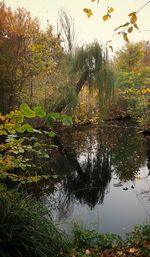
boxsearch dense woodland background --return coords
[0,2,150,130]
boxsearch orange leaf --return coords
[103,14,109,21]
[128,12,137,24]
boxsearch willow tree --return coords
[54,42,115,114]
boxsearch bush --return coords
[0,185,66,257]
[73,224,122,249]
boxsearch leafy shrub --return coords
[126,224,150,243]
[0,185,67,257]
[0,103,72,182]
[73,224,122,249]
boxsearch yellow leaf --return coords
[128,26,133,33]
[103,14,109,21]
[123,33,129,43]
[91,0,96,2]
[108,7,114,13]
[83,8,93,18]
[0,114,5,121]
[128,12,137,24]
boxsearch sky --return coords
[4,0,150,52]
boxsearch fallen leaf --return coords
[129,247,138,253]
[85,249,90,255]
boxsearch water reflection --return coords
[147,146,150,174]
[25,123,150,236]
[63,143,112,209]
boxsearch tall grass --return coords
[0,185,66,257]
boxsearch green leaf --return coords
[20,103,35,118]
[62,115,72,126]
[47,112,60,120]
[48,131,56,137]
[46,112,60,127]
[18,124,34,133]
[33,106,46,117]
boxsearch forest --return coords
[0,1,150,257]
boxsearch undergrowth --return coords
[0,184,66,257]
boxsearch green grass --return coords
[0,184,66,257]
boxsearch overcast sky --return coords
[4,0,150,52]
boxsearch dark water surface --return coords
[34,123,150,237]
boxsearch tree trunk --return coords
[54,69,89,113]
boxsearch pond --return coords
[30,122,150,238]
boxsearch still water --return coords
[35,123,150,237]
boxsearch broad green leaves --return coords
[47,131,56,137]
[20,103,35,118]
[46,112,72,127]
[61,115,72,126]
[33,106,46,117]
[0,103,73,182]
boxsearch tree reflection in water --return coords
[50,131,113,221]
[50,125,148,219]
[24,125,149,222]
[63,144,112,209]
[147,145,150,175]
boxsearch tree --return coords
[57,9,77,52]
[115,41,150,128]
[54,42,115,113]
[0,2,39,113]
[0,2,64,114]
[115,42,145,72]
